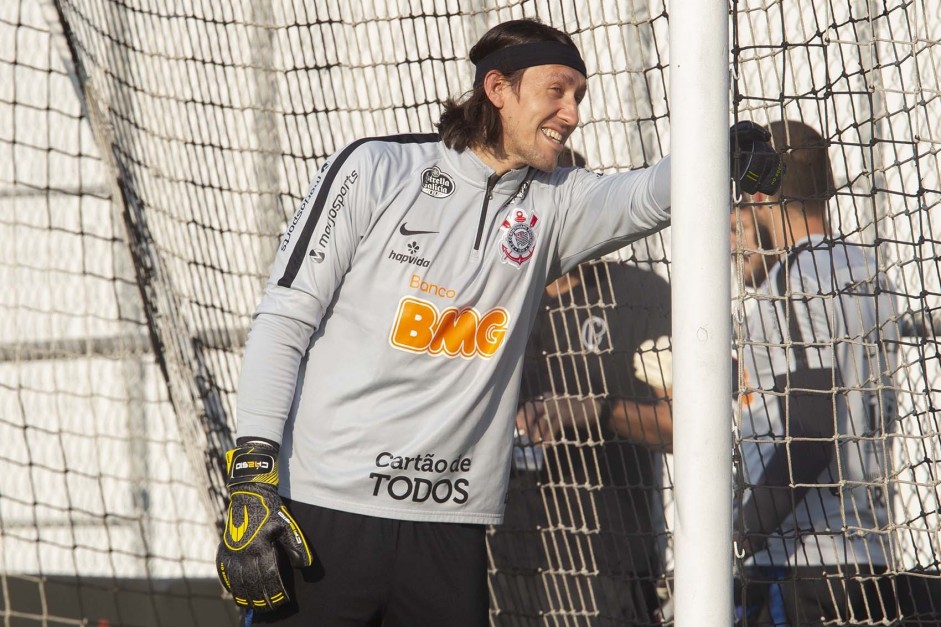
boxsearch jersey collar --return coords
[440,142,533,193]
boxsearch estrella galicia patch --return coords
[420,166,455,198]
[499,208,539,267]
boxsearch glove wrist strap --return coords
[225,442,279,488]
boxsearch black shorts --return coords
[252,501,488,627]
[489,473,660,626]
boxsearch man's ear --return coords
[483,70,507,108]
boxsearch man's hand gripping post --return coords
[216,440,313,614]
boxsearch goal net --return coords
[0,0,937,625]
[728,0,941,624]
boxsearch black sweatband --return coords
[473,42,587,87]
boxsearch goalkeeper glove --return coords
[730,120,784,195]
[216,439,313,613]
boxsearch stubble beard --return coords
[527,142,560,172]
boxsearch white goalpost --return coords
[669,0,733,625]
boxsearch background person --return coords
[732,119,900,626]
[614,120,902,625]
[491,255,671,626]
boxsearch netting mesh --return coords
[730,0,941,624]
[1,1,235,623]
[0,0,938,625]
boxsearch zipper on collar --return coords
[473,173,501,253]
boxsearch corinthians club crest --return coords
[499,208,539,267]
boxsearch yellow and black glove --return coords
[730,120,784,195]
[216,439,313,613]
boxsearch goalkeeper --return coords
[216,17,781,625]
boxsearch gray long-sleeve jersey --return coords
[237,133,671,524]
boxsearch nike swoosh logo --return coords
[400,223,438,236]
[229,505,249,543]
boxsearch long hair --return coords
[437,19,578,153]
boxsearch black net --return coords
[730,0,941,624]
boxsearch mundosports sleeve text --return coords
[554,157,671,275]
[261,139,379,326]
[236,141,381,443]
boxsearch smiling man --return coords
[215,18,781,626]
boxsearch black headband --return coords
[473,42,587,87]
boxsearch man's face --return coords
[498,64,586,172]
[731,207,772,288]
